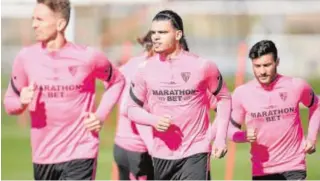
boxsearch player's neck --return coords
[144,50,154,59]
[159,46,183,62]
[43,34,67,52]
[260,73,280,89]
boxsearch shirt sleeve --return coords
[299,79,317,108]
[125,63,161,127]
[296,79,320,143]
[91,50,125,121]
[92,50,124,88]
[3,49,29,115]
[228,87,248,143]
[204,60,232,148]
[208,93,217,110]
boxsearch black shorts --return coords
[252,170,306,180]
[153,152,211,180]
[33,158,96,180]
[113,144,154,180]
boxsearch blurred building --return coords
[2,0,320,78]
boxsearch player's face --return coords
[32,3,59,42]
[151,20,180,54]
[252,53,279,85]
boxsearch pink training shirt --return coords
[229,74,320,176]
[3,42,125,164]
[115,54,153,153]
[125,50,231,159]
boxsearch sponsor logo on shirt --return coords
[35,84,83,98]
[152,89,197,102]
[250,107,296,122]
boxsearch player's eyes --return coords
[32,16,42,21]
[263,64,272,67]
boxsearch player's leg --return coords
[117,165,130,180]
[178,152,211,180]
[282,170,307,180]
[127,151,154,180]
[153,157,177,180]
[33,163,62,180]
[113,144,130,180]
[59,158,96,180]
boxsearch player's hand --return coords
[20,82,35,105]
[83,112,103,132]
[304,140,316,154]
[212,145,228,159]
[155,115,171,132]
[246,128,257,143]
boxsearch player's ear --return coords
[57,18,67,32]
[276,58,280,66]
[175,30,183,41]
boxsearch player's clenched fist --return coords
[212,145,228,159]
[246,128,257,143]
[155,116,172,132]
[83,112,103,132]
[304,140,316,155]
[20,82,36,105]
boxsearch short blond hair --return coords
[37,0,71,26]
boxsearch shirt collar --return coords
[255,74,282,91]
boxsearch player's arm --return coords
[205,61,231,148]
[136,124,154,152]
[298,79,320,145]
[92,50,125,122]
[125,64,161,127]
[228,88,248,143]
[3,50,29,115]
[208,94,217,110]
[208,95,217,140]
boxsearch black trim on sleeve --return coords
[129,86,144,107]
[212,75,223,96]
[10,78,20,96]
[231,118,242,129]
[308,91,315,108]
[106,65,113,82]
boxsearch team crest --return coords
[181,72,191,82]
[279,92,287,101]
[68,66,77,76]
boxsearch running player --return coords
[113,32,154,180]
[125,10,231,180]
[3,0,125,179]
[228,40,320,180]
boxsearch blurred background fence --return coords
[2,0,320,78]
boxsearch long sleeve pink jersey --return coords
[229,74,320,176]
[3,42,125,164]
[115,54,153,153]
[125,50,231,159]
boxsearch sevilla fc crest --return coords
[279,92,287,101]
[181,72,191,82]
[68,66,77,76]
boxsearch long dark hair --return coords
[152,10,189,51]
